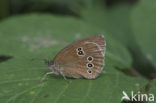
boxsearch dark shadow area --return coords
[129,47,156,80]
[1,0,84,21]
[0,55,13,63]
[105,0,139,7]
[115,66,143,78]
[10,2,82,18]
[115,45,156,80]
[44,94,50,98]
[0,0,140,21]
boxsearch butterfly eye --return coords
[77,47,82,51]
[87,69,92,74]
[87,63,94,68]
[78,51,84,55]
[87,56,93,62]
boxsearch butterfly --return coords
[42,35,106,81]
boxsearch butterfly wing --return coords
[54,35,106,79]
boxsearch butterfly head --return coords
[44,59,60,75]
[44,59,54,67]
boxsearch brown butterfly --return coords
[42,35,106,81]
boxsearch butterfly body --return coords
[44,35,106,80]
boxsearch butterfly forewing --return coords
[53,35,106,79]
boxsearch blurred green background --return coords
[0,0,156,103]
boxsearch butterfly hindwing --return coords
[54,35,106,79]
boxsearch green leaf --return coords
[0,14,147,103]
[131,0,156,78]
[82,3,135,46]
[148,79,156,103]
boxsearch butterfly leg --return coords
[40,72,54,82]
[60,71,70,83]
